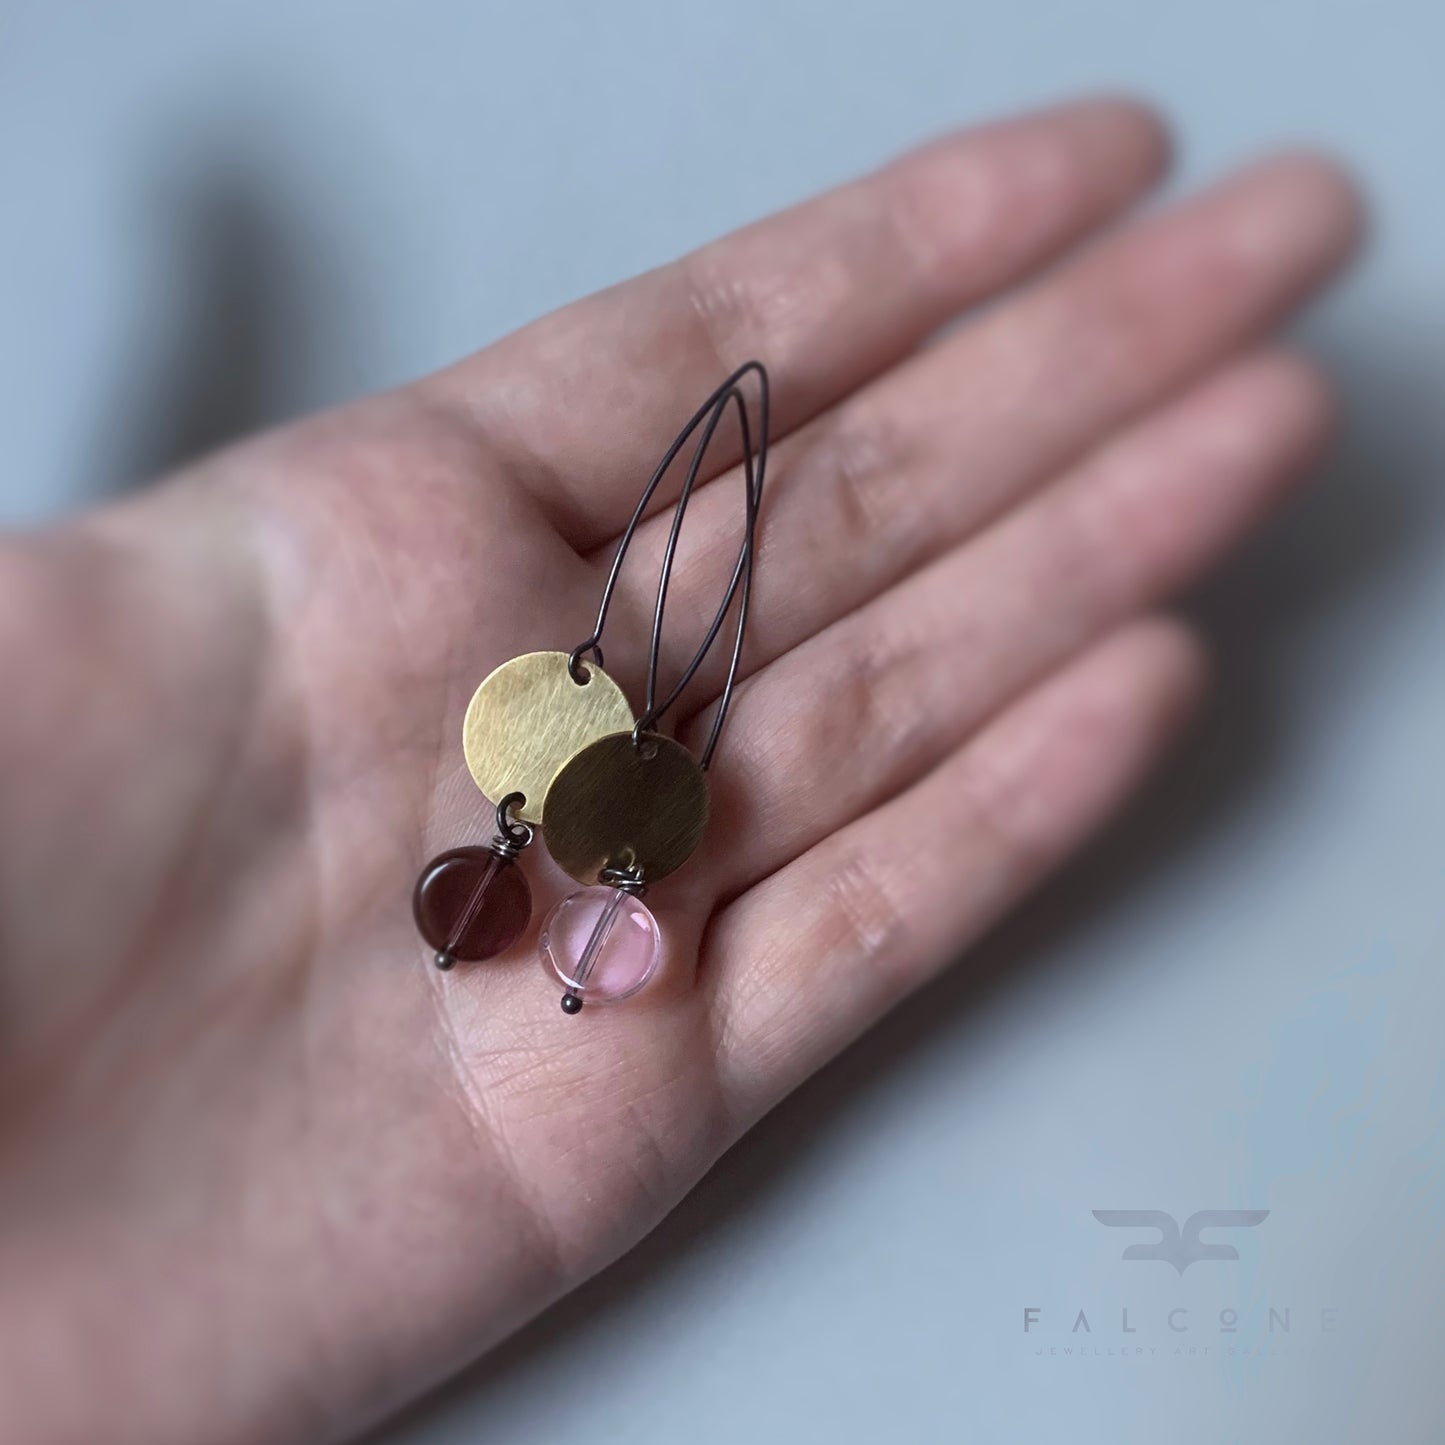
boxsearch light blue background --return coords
[4,3,1442,1442]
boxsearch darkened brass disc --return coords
[462,651,634,825]
[542,731,710,885]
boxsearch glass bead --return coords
[539,886,661,1007]
[413,846,532,964]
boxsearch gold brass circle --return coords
[541,731,710,885]
[462,651,634,825]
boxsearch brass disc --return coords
[542,731,710,885]
[462,651,634,825]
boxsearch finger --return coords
[685,351,1330,902]
[706,617,1206,1122]
[427,98,1170,546]
[611,153,1361,705]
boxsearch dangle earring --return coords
[538,361,769,1013]
[410,360,768,1005]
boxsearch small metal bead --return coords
[434,950,456,971]
[560,992,583,1015]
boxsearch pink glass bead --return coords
[540,887,661,1011]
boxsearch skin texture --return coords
[0,99,1362,1445]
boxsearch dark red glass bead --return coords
[412,846,532,964]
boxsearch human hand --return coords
[0,98,1361,1445]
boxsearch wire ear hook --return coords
[634,366,767,768]
[568,360,769,731]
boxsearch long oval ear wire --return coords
[568,359,769,711]
[635,363,768,768]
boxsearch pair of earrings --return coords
[412,362,769,1013]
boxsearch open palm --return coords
[0,99,1360,1445]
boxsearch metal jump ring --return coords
[567,641,604,685]
[493,791,534,853]
[599,862,647,896]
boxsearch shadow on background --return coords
[367,311,1442,1439]
[90,136,358,497]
